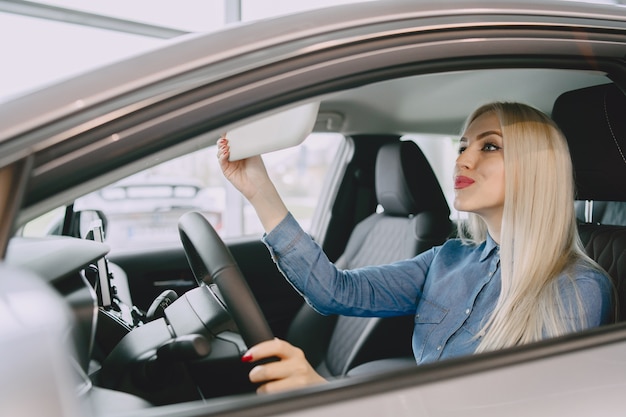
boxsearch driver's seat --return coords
[287,140,452,377]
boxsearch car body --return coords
[1,1,626,416]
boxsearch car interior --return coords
[286,139,452,378]
[5,63,626,414]
[552,82,626,322]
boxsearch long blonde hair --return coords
[458,102,597,353]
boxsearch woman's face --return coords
[453,111,505,226]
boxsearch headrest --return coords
[552,83,626,201]
[375,140,450,216]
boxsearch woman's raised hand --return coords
[217,137,271,201]
[242,338,327,394]
[217,136,289,233]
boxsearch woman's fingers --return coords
[249,359,301,384]
[241,338,292,362]
[247,343,306,381]
[217,137,230,165]
[217,137,245,186]
[242,339,327,394]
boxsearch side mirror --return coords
[15,208,107,239]
[46,208,107,239]
[76,209,108,239]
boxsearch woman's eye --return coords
[482,143,501,152]
[458,146,467,155]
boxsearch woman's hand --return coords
[217,137,271,201]
[242,338,327,394]
[217,136,289,232]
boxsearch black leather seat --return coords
[552,82,626,322]
[577,224,626,321]
[575,200,626,226]
[287,140,452,377]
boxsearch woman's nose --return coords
[456,149,474,169]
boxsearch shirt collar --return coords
[479,233,500,262]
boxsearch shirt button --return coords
[436,345,442,351]
[465,308,470,314]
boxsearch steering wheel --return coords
[178,211,274,349]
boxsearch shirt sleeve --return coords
[558,265,614,331]
[262,212,434,317]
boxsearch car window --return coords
[21,133,343,249]
[19,206,66,238]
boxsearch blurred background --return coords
[0,0,370,102]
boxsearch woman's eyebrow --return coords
[477,130,503,139]
[460,130,503,142]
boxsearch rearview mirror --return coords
[225,101,320,161]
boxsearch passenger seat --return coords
[575,200,626,226]
[552,82,626,322]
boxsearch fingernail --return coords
[241,353,253,363]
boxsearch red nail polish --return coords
[241,353,253,363]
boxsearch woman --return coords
[217,102,613,394]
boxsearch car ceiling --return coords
[318,68,611,137]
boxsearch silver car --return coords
[1,1,626,416]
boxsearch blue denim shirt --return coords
[263,213,613,365]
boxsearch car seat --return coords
[552,82,626,322]
[286,140,452,377]
[574,200,626,226]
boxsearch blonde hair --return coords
[457,102,598,353]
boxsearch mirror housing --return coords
[225,101,320,161]
[38,208,107,239]
[77,210,108,239]
[69,209,108,239]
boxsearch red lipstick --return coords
[454,176,475,189]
